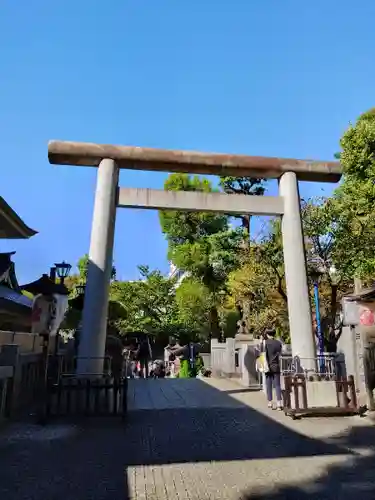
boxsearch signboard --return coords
[341,299,359,326]
[50,294,69,336]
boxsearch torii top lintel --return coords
[48,140,342,183]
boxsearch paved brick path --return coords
[1,378,375,499]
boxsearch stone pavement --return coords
[1,378,375,499]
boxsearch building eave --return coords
[0,197,38,239]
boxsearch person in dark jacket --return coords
[263,329,283,410]
[136,336,152,378]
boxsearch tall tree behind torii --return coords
[219,176,266,336]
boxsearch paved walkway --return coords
[1,378,375,499]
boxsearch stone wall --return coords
[210,338,261,387]
[0,330,42,353]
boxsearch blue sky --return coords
[1,1,374,283]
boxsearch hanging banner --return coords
[31,294,53,335]
[49,294,69,336]
[31,294,69,336]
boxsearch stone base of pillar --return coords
[235,333,255,343]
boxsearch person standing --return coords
[263,329,283,410]
[122,342,137,378]
[136,335,152,378]
[169,341,200,378]
[165,338,181,377]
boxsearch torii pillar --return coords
[48,141,341,376]
[77,159,118,376]
[279,172,315,363]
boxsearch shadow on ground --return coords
[0,378,373,499]
[242,424,375,499]
[0,420,129,500]
[124,406,347,465]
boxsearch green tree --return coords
[300,198,353,350]
[110,266,175,335]
[256,219,287,303]
[228,242,289,341]
[218,176,267,332]
[329,108,375,280]
[219,176,266,239]
[159,173,242,338]
[159,173,228,246]
[170,229,244,338]
[109,265,197,345]
[77,254,117,282]
[170,229,244,290]
[175,277,212,341]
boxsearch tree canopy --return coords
[330,108,375,279]
[219,176,266,237]
[159,174,228,246]
[159,173,244,338]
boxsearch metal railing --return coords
[36,355,129,423]
[0,366,13,422]
[50,355,113,381]
[280,353,344,380]
[45,377,128,421]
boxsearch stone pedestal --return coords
[240,343,262,388]
[235,334,255,344]
[224,338,236,376]
[306,380,337,408]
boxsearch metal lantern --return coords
[55,261,72,280]
[76,284,86,296]
[329,264,340,286]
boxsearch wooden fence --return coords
[282,375,365,419]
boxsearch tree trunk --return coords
[242,215,251,247]
[242,299,251,336]
[354,277,362,294]
[238,215,252,329]
[209,306,221,339]
[330,284,338,330]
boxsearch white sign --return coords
[341,299,359,326]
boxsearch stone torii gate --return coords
[48,141,341,376]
